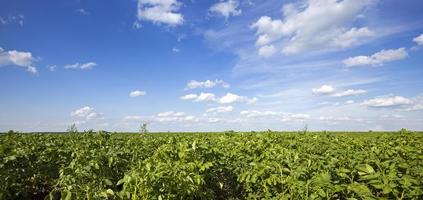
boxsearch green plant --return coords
[66,123,78,134]
[0,131,422,199]
[139,122,149,136]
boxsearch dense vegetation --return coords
[0,131,422,199]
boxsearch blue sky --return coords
[1,0,423,132]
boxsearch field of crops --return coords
[1,131,422,200]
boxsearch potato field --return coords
[1,131,422,199]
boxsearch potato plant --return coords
[0,131,422,199]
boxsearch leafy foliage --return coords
[0,132,422,199]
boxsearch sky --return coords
[1,0,423,132]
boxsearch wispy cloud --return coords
[181,92,257,104]
[185,80,229,90]
[0,14,24,26]
[75,9,90,15]
[64,62,97,70]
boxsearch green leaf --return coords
[357,164,375,175]
[104,179,113,186]
[106,189,114,196]
[348,183,375,199]
[65,191,72,200]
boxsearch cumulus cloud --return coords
[332,27,375,48]
[209,0,241,19]
[218,93,258,104]
[181,92,257,104]
[0,47,37,74]
[258,45,277,58]
[413,34,423,46]
[130,90,147,97]
[398,95,423,111]
[71,106,103,120]
[362,95,413,108]
[251,0,376,55]
[155,111,199,122]
[180,93,217,102]
[180,94,199,100]
[206,105,233,113]
[136,0,183,26]
[343,48,407,67]
[64,62,97,70]
[313,85,366,97]
[185,79,230,90]
[332,89,367,97]
[240,110,310,122]
[312,85,336,95]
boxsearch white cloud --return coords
[64,62,97,70]
[218,93,258,104]
[251,0,376,55]
[240,110,280,118]
[130,90,147,97]
[180,94,199,100]
[413,34,423,46]
[401,104,423,112]
[132,21,142,29]
[172,47,180,53]
[207,117,224,123]
[362,95,413,108]
[343,48,408,67]
[195,93,217,102]
[155,111,198,122]
[136,0,183,26]
[206,105,233,113]
[240,110,310,122]
[312,85,336,95]
[47,65,57,72]
[181,92,257,104]
[345,100,355,104]
[124,115,146,121]
[332,27,375,48]
[209,0,241,19]
[180,92,216,102]
[0,14,24,26]
[76,9,89,15]
[185,79,230,90]
[398,95,423,111]
[258,45,276,58]
[281,114,311,122]
[124,111,200,123]
[71,106,103,120]
[332,89,367,97]
[318,116,359,122]
[158,111,185,117]
[0,47,37,74]
[313,85,366,97]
